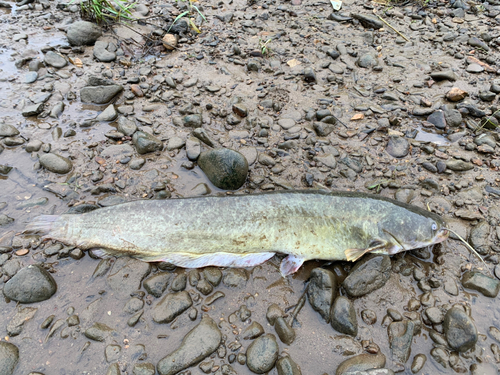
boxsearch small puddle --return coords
[415,128,450,146]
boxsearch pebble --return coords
[152,291,192,323]
[343,254,391,297]
[3,264,57,303]
[143,272,172,298]
[44,51,67,68]
[166,136,185,151]
[80,85,123,104]
[274,316,296,344]
[386,136,409,158]
[198,148,248,190]
[276,356,302,375]
[0,342,19,375]
[93,41,116,62]
[243,321,265,340]
[157,315,222,375]
[335,352,386,375]
[7,306,38,336]
[445,159,473,171]
[132,131,163,154]
[96,104,118,121]
[22,103,44,117]
[410,354,426,373]
[331,296,358,336]
[443,306,478,352]
[246,334,279,374]
[0,124,19,137]
[430,71,457,81]
[186,137,201,160]
[388,320,414,364]
[84,322,115,341]
[461,271,500,297]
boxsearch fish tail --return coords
[24,215,64,240]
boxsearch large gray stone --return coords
[330,296,358,336]
[157,315,222,375]
[132,131,163,154]
[67,21,102,46]
[343,254,391,297]
[307,268,338,323]
[80,85,123,104]
[44,51,67,68]
[3,265,57,303]
[39,153,72,174]
[152,291,192,323]
[0,342,19,375]
[461,271,500,297]
[443,306,478,352]
[0,124,19,137]
[246,334,279,374]
[198,148,248,190]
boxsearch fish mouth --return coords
[434,228,449,243]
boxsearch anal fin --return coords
[345,241,387,262]
[134,251,275,269]
[279,254,305,277]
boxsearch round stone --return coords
[198,148,248,190]
[39,153,73,174]
[3,264,57,303]
[246,334,279,374]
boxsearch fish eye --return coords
[431,222,437,231]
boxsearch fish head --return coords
[378,208,449,255]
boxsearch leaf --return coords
[189,18,201,33]
[191,4,206,21]
[168,11,189,32]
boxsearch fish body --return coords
[26,190,449,276]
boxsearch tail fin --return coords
[24,215,60,235]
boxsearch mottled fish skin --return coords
[26,190,448,275]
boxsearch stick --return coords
[376,14,409,42]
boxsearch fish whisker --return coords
[445,227,488,268]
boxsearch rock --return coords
[105,344,122,362]
[446,87,468,102]
[335,352,386,375]
[143,272,172,298]
[276,356,302,375]
[133,363,155,375]
[343,254,391,297]
[198,148,248,190]
[430,347,448,368]
[67,21,102,46]
[246,334,279,374]
[307,268,338,322]
[0,214,14,225]
[352,13,384,29]
[157,315,222,375]
[461,271,500,298]
[106,363,120,375]
[162,34,177,50]
[117,116,137,136]
[386,136,409,158]
[427,111,446,129]
[21,103,44,117]
[44,51,67,68]
[93,41,116,62]
[3,265,57,303]
[466,64,484,73]
[274,317,295,344]
[357,53,378,68]
[410,354,426,373]
[96,104,117,121]
[132,131,163,154]
[0,342,19,375]
[84,322,115,341]
[186,137,201,161]
[443,306,478,352]
[166,136,185,151]
[80,85,123,104]
[313,122,334,136]
[430,71,458,81]
[39,153,72,174]
[183,114,202,128]
[330,296,357,336]
[243,321,265,340]
[445,159,473,171]
[444,109,462,127]
[468,221,490,255]
[0,124,19,137]
[152,291,192,323]
[107,258,151,299]
[388,320,414,364]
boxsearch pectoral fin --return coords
[345,240,387,262]
[280,255,305,277]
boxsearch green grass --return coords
[74,0,136,24]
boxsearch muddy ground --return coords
[1,0,500,373]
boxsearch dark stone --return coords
[330,296,357,336]
[307,268,338,322]
[132,131,163,154]
[67,21,102,46]
[343,254,391,297]
[427,111,446,129]
[388,320,414,364]
[152,291,193,324]
[461,271,500,298]
[143,272,172,298]
[198,148,248,190]
[157,316,222,375]
[80,85,123,104]
[3,265,57,303]
[386,136,409,158]
[246,334,279,374]
[274,317,295,344]
[0,342,19,375]
[443,306,478,352]
[276,356,302,375]
[335,352,386,375]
